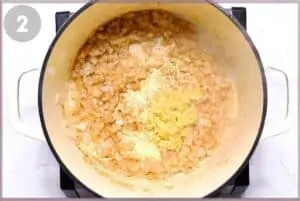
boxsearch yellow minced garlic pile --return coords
[123,66,203,156]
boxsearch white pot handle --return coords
[260,67,293,141]
[8,68,46,142]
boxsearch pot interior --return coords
[40,2,265,198]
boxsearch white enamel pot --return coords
[8,1,293,198]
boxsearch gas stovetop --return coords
[56,7,249,198]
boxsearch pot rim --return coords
[38,1,268,198]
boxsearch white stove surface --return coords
[1,3,298,198]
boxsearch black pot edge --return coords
[38,1,268,198]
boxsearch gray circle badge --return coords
[4,5,41,42]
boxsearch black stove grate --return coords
[56,7,249,198]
